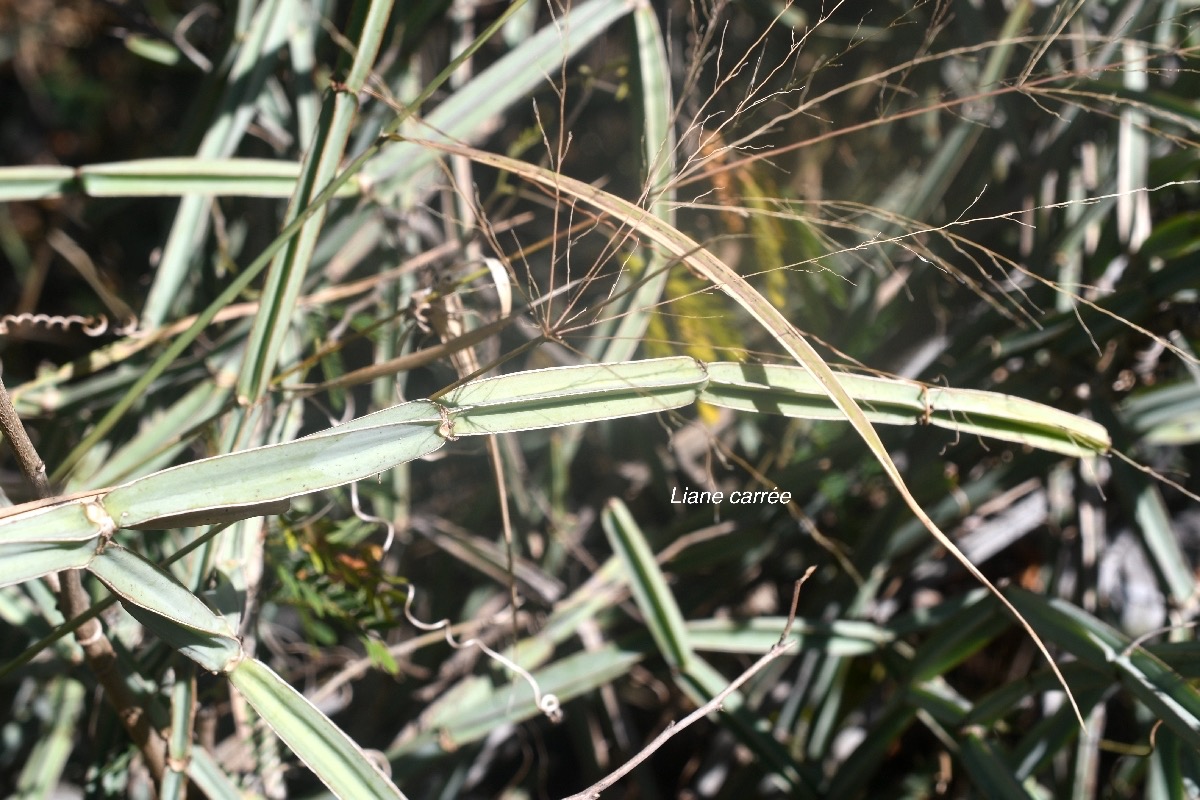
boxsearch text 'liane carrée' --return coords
[670,486,792,505]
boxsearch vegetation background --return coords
[1,0,1199,797]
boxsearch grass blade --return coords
[602,0,677,362]
[161,666,195,800]
[678,655,814,797]
[365,0,636,198]
[185,749,244,800]
[602,497,693,671]
[391,640,644,758]
[12,678,84,799]
[228,656,406,799]
[235,0,396,404]
[685,617,893,657]
[957,731,1033,800]
[1006,588,1200,750]
[141,0,295,326]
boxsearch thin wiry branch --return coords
[562,567,816,800]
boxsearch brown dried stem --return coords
[0,360,167,783]
[563,566,817,800]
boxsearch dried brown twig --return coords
[562,566,817,800]
[0,361,168,783]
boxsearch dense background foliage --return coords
[2,0,1199,797]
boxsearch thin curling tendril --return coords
[403,585,562,722]
[0,313,138,338]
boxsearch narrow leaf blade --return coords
[228,657,405,798]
